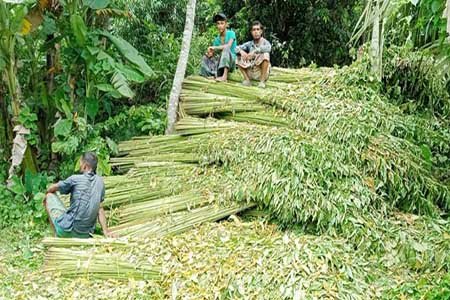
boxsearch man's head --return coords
[213,13,227,34]
[80,152,98,173]
[250,21,264,41]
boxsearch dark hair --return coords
[213,13,227,23]
[82,152,98,173]
[251,21,264,31]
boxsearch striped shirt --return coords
[56,172,105,235]
[237,37,272,54]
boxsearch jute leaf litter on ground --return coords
[39,66,450,299]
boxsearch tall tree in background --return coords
[166,0,196,134]
[370,0,383,80]
[351,0,450,81]
[351,0,407,80]
[446,0,450,37]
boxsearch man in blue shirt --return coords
[200,13,237,82]
[236,21,272,88]
[44,152,115,238]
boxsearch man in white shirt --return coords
[236,21,272,88]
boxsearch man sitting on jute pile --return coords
[44,152,115,238]
[236,21,272,88]
[200,13,237,82]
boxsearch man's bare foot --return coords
[242,80,251,86]
[215,76,227,82]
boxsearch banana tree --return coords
[350,0,409,80]
[0,0,38,180]
[0,0,27,118]
[48,0,154,172]
[351,0,450,80]
[54,0,153,120]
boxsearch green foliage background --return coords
[222,0,363,67]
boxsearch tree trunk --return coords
[6,46,21,118]
[46,41,60,172]
[165,0,197,134]
[0,85,10,163]
[43,35,56,166]
[379,13,386,79]
[370,0,382,81]
[445,0,450,38]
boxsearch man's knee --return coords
[222,45,231,54]
[45,192,56,201]
[260,62,270,78]
[45,193,64,209]
[202,55,212,63]
[43,193,54,207]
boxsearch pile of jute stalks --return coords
[38,216,449,298]
[42,67,449,296]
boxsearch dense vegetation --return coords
[222,0,363,66]
[0,0,449,298]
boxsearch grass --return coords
[0,222,48,299]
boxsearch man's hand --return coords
[98,206,117,238]
[206,47,215,58]
[240,50,249,61]
[47,183,59,194]
[104,229,118,238]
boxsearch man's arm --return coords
[237,41,251,60]
[211,31,235,51]
[238,41,251,54]
[47,183,59,194]
[211,37,234,51]
[48,176,75,195]
[254,39,272,54]
[98,204,116,238]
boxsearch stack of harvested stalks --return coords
[43,248,160,280]
[42,67,449,287]
[156,217,450,298]
[38,216,450,298]
[111,67,449,233]
[109,203,255,238]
